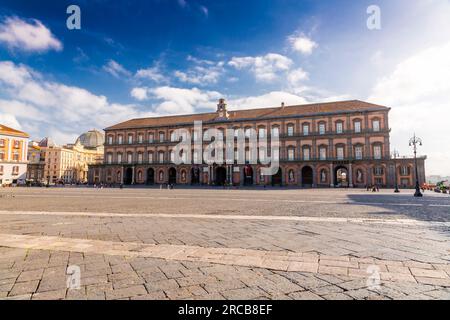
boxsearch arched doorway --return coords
[191,167,200,185]
[335,166,349,187]
[301,166,313,187]
[124,168,133,185]
[168,168,177,185]
[244,165,254,186]
[272,168,282,186]
[147,168,155,185]
[215,167,227,186]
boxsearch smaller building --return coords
[36,130,105,185]
[26,141,46,185]
[0,124,29,186]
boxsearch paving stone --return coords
[105,285,147,300]
[145,279,180,292]
[221,287,269,300]
[288,291,324,300]
[9,280,40,296]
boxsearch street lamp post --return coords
[409,134,423,198]
[393,149,400,193]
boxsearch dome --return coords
[38,137,57,148]
[75,129,105,149]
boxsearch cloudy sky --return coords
[0,0,449,175]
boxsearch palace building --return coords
[0,124,29,186]
[88,99,426,188]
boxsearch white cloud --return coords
[135,66,166,83]
[228,53,293,82]
[130,87,149,101]
[0,17,62,52]
[287,68,309,87]
[200,6,209,17]
[149,86,221,114]
[369,42,450,175]
[174,56,224,85]
[288,34,317,55]
[0,60,152,144]
[103,60,131,78]
[228,91,308,110]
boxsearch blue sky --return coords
[0,0,449,175]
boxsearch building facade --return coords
[0,124,29,186]
[34,130,105,185]
[89,100,426,188]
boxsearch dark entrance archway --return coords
[147,168,155,185]
[124,168,133,185]
[272,168,282,186]
[335,166,349,187]
[215,167,227,186]
[191,167,200,185]
[244,165,254,186]
[301,166,313,187]
[168,168,177,185]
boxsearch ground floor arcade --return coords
[89,157,425,189]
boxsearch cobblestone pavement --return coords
[0,187,449,300]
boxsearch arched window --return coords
[158,151,165,163]
[318,122,326,135]
[287,147,295,161]
[148,152,154,163]
[117,153,123,164]
[373,144,383,160]
[287,124,295,137]
[302,146,311,161]
[336,144,345,160]
[271,126,280,138]
[319,146,327,160]
[127,152,133,164]
[353,119,362,133]
[335,121,344,134]
[354,144,364,160]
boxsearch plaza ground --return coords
[0,187,449,300]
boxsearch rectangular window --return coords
[108,136,113,145]
[319,123,326,135]
[288,149,295,161]
[159,132,165,142]
[303,148,310,161]
[138,134,143,143]
[149,134,154,143]
[128,135,133,144]
[303,125,309,136]
[373,120,380,132]
[148,153,153,163]
[0,139,4,147]
[287,125,294,137]
[271,127,279,138]
[337,147,345,160]
[138,153,143,164]
[374,145,382,160]
[159,153,164,163]
[127,153,133,164]
[355,146,363,160]
[319,148,327,160]
[401,166,409,176]
[354,121,361,133]
[118,135,123,144]
[107,154,112,164]
[336,122,343,134]
[258,128,266,138]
